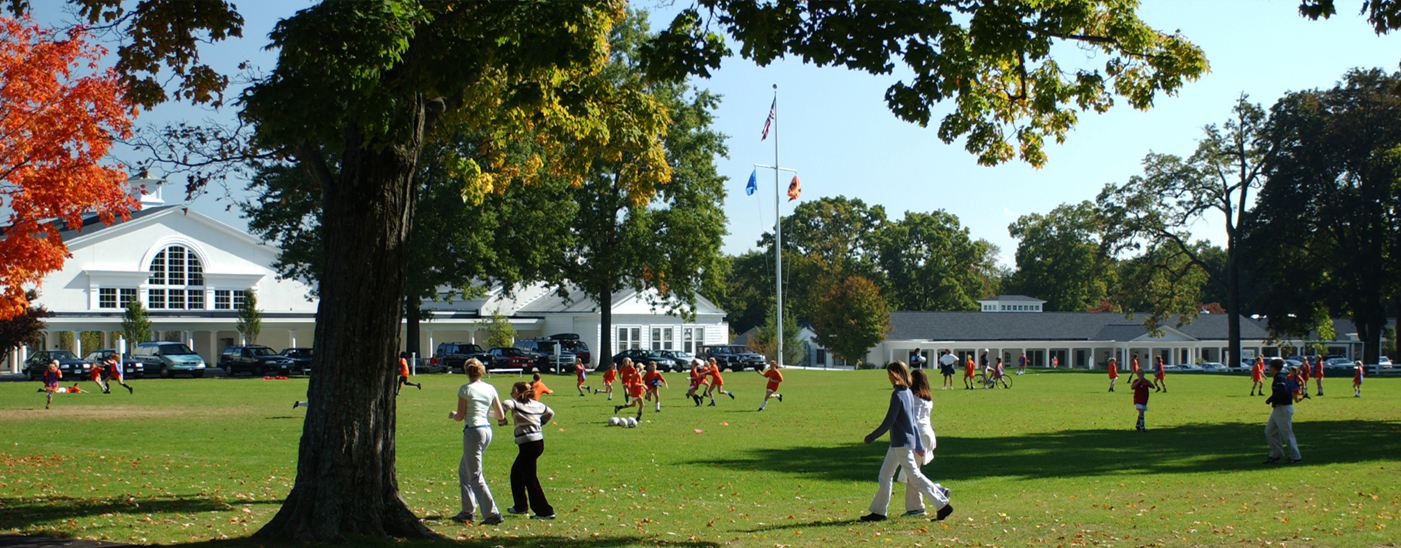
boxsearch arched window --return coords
[147,245,205,309]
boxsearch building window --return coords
[232,290,246,310]
[214,290,231,310]
[99,288,117,309]
[651,327,674,350]
[120,288,136,307]
[617,327,640,352]
[146,245,206,309]
[683,327,705,354]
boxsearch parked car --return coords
[82,350,146,378]
[279,348,313,375]
[24,350,92,381]
[609,349,679,372]
[132,342,207,378]
[1200,362,1228,372]
[659,350,699,368]
[431,342,489,373]
[220,345,294,377]
[1177,363,1203,372]
[1324,357,1355,370]
[704,345,766,371]
[547,333,591,366]
[1380,356,1393,369]
[488,346,537,371]
[516,339,576,374]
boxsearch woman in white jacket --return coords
[897,369,944,516]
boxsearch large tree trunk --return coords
[256,109,435,542]
[1225,242,1242,369]
[405,297,421,361]
[1355,300,1386,371]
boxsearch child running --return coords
[613,362,646,421]
[1152,356,1166,393]
[1106,357,1119,392]
[860,360,952,523]
[686,360,708,406]
[594,362,617,400]
[1289,366,1305,403]
[1353,362,1364,397]
[103,354,133,394]
[642,362,667,412]
[531,373,553,401]
[1312,356,1325,396]
[1250,356,1265,396]
[1130,369,1152,431]
[704,357,734,405]
[574,358,590,396]
[963,354,976,390]
[757,360,784,411]
[42,361,61,409]
[88,358,107,393]
[396,352,421,395]
[1298,359,1312,400]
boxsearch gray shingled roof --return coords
[887,311,1271,342]
[979,295,1045,302]
[513,286,725,315]
[55,205,178,242]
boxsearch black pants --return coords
[510,439,553,516]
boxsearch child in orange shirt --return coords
[574,358,590,396]
[1250,356,1265,396]
[704,357,734,406]
[531,372,553,401]
[89,360,107,393]
[395,352,421,395]
[962,355,976,390]
[758,360,784,411]
[595,362,617,400]
[686,360,708,406]
[1106,357,1119,392]
[614,360,646,420]
[641,362,667,412]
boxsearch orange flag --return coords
[786,175,801,201]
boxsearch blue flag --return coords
[745,170,757,196]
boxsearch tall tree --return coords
[0,290,48,353]
[758,197,887,320]
[1248,68,1401,367]
[120,299,150,346]
[1097,96,1270,364]
[711,251,773,335]
[644,0,1208,167]
[877,210,997,311]
[236,290,261,345]
[748,300,803,365]
[0,16,137,319]
[569,14,728,365]
[812,275,891,365]
[1006,201,1114,312]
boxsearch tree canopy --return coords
[1006,201,1113,312]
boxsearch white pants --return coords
[871,445,947,515]
[459,426,501,518]
[1265,406,1300,460]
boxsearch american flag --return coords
[761,99,776,140]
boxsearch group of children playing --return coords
[38,354,134,409]
[594,356,770,420]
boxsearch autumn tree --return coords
[813,275,891,365]
[0,16,136,319]
[0,290,49,354]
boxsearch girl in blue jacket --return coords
[861,360,953,522]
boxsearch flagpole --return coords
[773,84,783,369]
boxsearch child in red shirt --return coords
[596,362,617,400]
[395,352,421,395]
[963,356,975,390]
[685,360,708,406]
[1130,370,1152,431]
[641,362,667,412]
[1106,357,1119,392]
[1312,356,1325,397]
[704,357,734,406]
[758,360,784,411]
[1152,357,1166,393]
[89,360,108,393]
[1250,357,1265,397]
[1353,363,1364,397]
[613,361,646,420]
[531,372,553,401]
[574,358,590,396]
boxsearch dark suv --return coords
[705,345,766,371]
[220,345,294,377]
[432,342,490,373]
[547,333,591,366]
[279,348,313,375]
[516,339,576,374]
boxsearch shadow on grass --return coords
[0,533,721,548]
[0,495,281,531]
[688,419,1401,483]
[737,518,862,533]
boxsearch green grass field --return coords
[1,368,1397,547]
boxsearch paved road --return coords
[0,536,129,548]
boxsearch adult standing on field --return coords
[447,359,505,525]
[938,350,957,390]
[1263,359,1302,464]
[501,381,556,520]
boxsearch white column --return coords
[289,330,297,348]
[20,345,29,370]
[428,330,435,356]
[1044,347,1050,367]
[74,331,82,357]
[208,331,217,358]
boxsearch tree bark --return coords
[405,297,421,361]
[599,283,613,365]
[255,104,434,542]
[1225,237,1242,369]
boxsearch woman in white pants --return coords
[897,369,941,516]
[448,359,506,525]
[861,361,953,523]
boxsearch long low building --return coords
[869,295,1365,369]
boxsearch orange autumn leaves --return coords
[0,16,136,320]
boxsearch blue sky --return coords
[46,1,1401,268]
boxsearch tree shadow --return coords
[1,533,721,548]
[0,495,282,533]
[685,419,1401,483]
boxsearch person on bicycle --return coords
[991,357,1010,389]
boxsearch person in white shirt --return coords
[448,359,506,525]
[937,349,958,390]
[501,381,557,520]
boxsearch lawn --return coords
[0,368,1397,547]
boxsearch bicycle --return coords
[976,371,1013,389]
